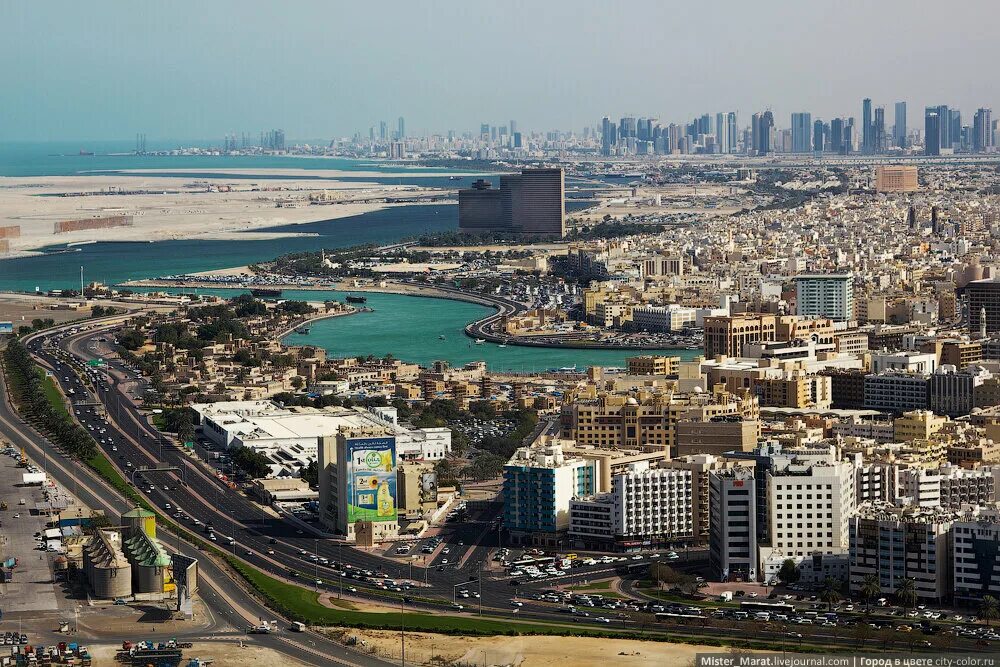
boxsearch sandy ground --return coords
[0,293,144,325]
[0,172,449,254]
[332,629,749,667]
[88,641,310,667]
[408,243,569,254]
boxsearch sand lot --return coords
[88,641,310,667]
[330,629,750,666]
[0,172,449,254]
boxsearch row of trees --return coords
[2,340,97,461]
[778,558,1000,622]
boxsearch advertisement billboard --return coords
[345,437,397,523]
[418,471,438,504]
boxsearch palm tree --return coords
[895,577,917,613]
[980,595,1000,627]
[860,573,882,614]
[819,576,841,612]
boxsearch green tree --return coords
[819,576,841,612]
[230,446,272,479]
[302,460,318,487]
[117,329,145,350]
[860,573,882,614]
[895,576,917,612]
[980,595,1000,626]
[777,558,800,585]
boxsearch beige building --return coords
[675,419,760,457]
[894,410,948,443]
[626,355,681,376]
[396,462,439,519]
[875,165,919,192]
[560,386,759,455]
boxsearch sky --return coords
[2,0,996,142]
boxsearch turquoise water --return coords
[146,287,698,370]
[276,290,698,371]
[0,140,460,177]
[0,205,459,292]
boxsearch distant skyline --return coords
[2,0,997,142]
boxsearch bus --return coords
[511,556,555,568]
[616,561,650,576]
[739,600,795,615]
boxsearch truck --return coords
[718,591,734,602]
[290,621,306,632]
[21,472,46,486]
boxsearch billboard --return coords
[345,437,397,523]
[418,471,438,504]
[0,322,13,335]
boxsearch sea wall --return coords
[54,215,134,234]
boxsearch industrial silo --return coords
[121,507,157,540]
[83,530,132,600]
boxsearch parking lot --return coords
[0,450,61,614]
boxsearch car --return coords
[631,554,642,560]
[12,514,18,519]
[441,559,449,565]
[511,600,523,607]
[315,579,323,586]
[595,617,610,624]
[267,549,275,555]
[451,604,464,611]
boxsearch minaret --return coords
[981,306,988,339]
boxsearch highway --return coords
[5,321,395,667]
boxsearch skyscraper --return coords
[862,98,873,154]
[715,113,728,154]
[752,111,773,155]
[397,116,405,140]
[601,117,615,156]
[813,119,825,154]
[893,102,907,148]
[936,105,950,149]
[726,113,737,154]
[974,108,993,153]
[791,112,812,153]
[830,118,845,154]
[509,120,517,136]
[950,110,962,150]
[873,107,886,154]
[458,168,565,237]
[925,108,941,156]
[379,121,388,141]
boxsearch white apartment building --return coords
[631,305,697,332]
[765,460,856,558]
[794,274,853,322]
[612,465,694,542]
[870,351,938,375]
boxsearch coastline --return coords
[118,276,700,353]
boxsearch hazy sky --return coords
[2,0,996,142]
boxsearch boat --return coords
[250,287,282,298]
[296,327,310,335]
[448,175,462,181]
[346,295,367,304]
[498,344,507,348]
[78,149,94,156]
[475,339,486,345]
[439,335,446,340]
